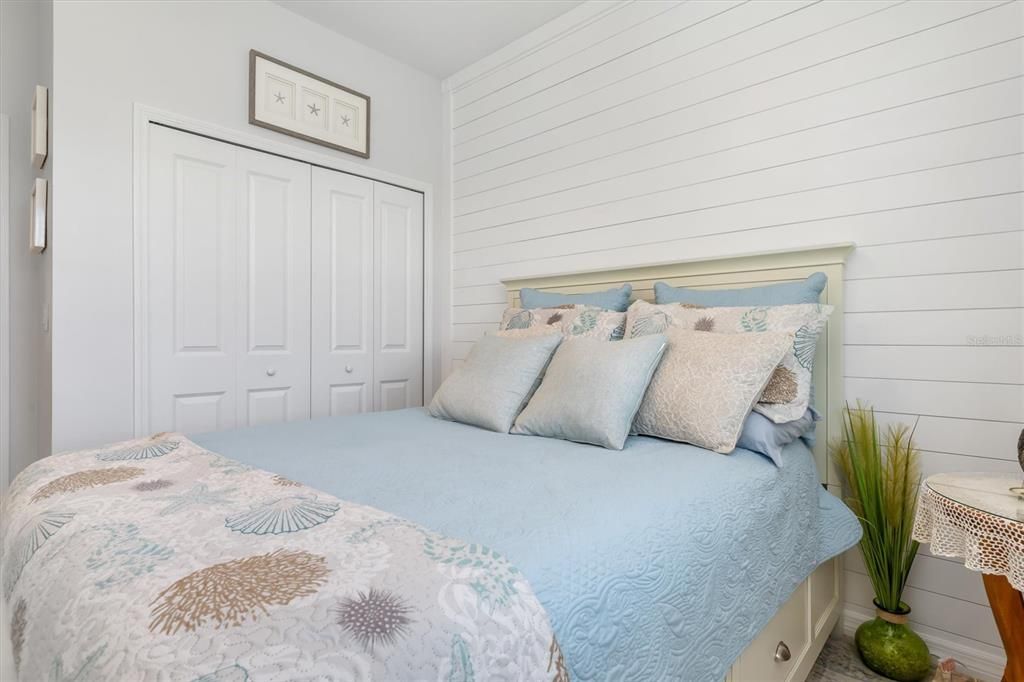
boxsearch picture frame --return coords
[30,178,47,253]
[249,50,370,159]
[31,85,47,169]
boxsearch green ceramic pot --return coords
[855,601,931,681]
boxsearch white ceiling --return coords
[274,1,584,79]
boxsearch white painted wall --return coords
[50,0,447,452]
[0,0,53,484]
[444,0,1023,672]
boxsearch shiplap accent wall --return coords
[443,0,1023,668]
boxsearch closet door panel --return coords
[379,380,413,411]
[235,149,312,425]
[311,168,374,418]
[147,126,238,434]
[173,393,230,434]
[374,184,424,410]
[246,173,290,350]
[330,383,370,416]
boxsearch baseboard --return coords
[840,604,1005,682]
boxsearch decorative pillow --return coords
[801,404,822,447]
[633,328,793,453]
[501,305,573,331]
[736,409,817,467]
[520,283,632,311]
[626,300,832,423]
[428,333,562,433]
[500,305,626,341]
[511,335,668,450]
[492,327,562,339]
[654,273,826,307]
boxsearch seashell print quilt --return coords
[0,434,567,681]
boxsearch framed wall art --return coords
[32,85,47,169]
[30,178,47,252]
[249,50,370,159]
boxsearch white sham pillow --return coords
[632,328,794,453]
[500,305,626,341]
[492,327,563,339]
[626,300,832,423]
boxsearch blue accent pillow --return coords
[736,409,818,467]
[654,273,826,307]
[520,284,632,312]
[428,333,562,433]
[801,403,821,448]
[512,334,668,449]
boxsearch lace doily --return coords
[913,479,1024,591]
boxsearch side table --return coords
[913,473,1024,682]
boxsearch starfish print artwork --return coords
[307,103,320,116]
[340,114,351,127]
[274,92,285,104]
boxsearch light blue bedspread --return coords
[193,408,860,681]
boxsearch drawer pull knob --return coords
[775,642,791,663]
[266,368,277,377]
[345,365,354,373]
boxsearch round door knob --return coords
[345,365,354,373]
[266,368,277,377]
[774,641,791,663]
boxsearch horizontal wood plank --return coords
[846,552,990,607]
[844,269,1023,313]
[870,413,1023,461]
[844,377,1023,422]
[846,345,1023,384]
[845,308,1023,347]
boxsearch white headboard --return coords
[501,244,854,488]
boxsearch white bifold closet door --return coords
[310,169,424,417]
[147,125,311,433]
[145,125,423,435]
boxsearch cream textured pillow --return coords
[626,300,832,423]
[633,328,794,453]
[500,305,626,341]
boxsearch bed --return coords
[2,245,860,681]
[198,409,860,681]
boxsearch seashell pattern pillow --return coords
[500,305,626,341]
[625,300,832,423]
[492,326,563,339]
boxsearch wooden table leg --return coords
[982,573,1024,682]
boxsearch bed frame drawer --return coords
[726,558,840,682]
[733,580,810,682]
